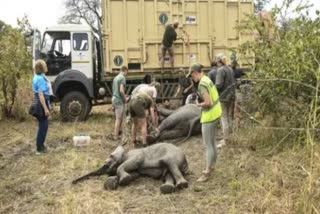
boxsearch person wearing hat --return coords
[128,92,157,147]
[131,81,160,126]
[215,53,236,145]
[131,81,160,100]
[160,20,183,71]
[187,63,222,182]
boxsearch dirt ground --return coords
[0,106,319,214]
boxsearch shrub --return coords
[0,20,32,119]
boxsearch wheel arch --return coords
[52,69,94,101]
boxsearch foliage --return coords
[59,0,102,36]
[0,21,32,118]
[254,0,270,13]
[17,14,33,49]
[239,1,320,130]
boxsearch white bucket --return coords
[73,134,91,147]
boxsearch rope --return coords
[181,29,191,64]
[241,78,317,91]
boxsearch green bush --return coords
[0,20,32,119]
[239,4,320,135]
[11,77,33,121]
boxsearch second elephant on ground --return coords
[72,143,189,194]
[148,104,201,144]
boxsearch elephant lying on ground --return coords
[147,104,201,144]
[72,143,189,194]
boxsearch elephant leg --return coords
[105,172,140,190]
[162,161,188,189]
[104,176,118,190]
[158,107,175,117]
[117,159,141,186]
[159,129,187,141]
[148,120,178,141]
[160,172,175,194]
[157,118,177,133]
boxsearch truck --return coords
[32,0,253,122]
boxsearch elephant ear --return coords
[110,146,125,162]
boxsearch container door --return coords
[71,32,93,79]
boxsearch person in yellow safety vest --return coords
[187,63,222,182]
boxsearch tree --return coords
[239,0,320,129]
[59,0,102,35]
[254,0,271,13]
[17,14,33,49]
[0,21,31,118]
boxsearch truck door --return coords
[71,32,93,79]
[41,32,71,77]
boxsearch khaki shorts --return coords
[113,103,125,120]
[161,45,174,57]
[129,98,146,118]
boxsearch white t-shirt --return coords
[132,84,157,98]
[185,93,199,105]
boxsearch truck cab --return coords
[33,25,102,122]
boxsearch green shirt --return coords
[112,73,126,105]
[162,25,177,48]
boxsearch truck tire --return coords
[60,91,90,122]
[86,101,92,116]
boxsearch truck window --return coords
[54,40,71,56]
[41,32,71,56]
[42,33,54,54]
[73,33,89,51]
[40,31,71,76]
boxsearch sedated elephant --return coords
[72,143,189,194]
[148,104,201,144]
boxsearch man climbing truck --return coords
[32,0,253,122]
[160,20,182,72]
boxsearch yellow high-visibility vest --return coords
[198,75,222,123]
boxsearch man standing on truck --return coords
[160,20,182,71]
[112,66,129,141]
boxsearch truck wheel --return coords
[86,101,92,116]
[60,91,90,122]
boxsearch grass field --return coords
[0,106,319,214]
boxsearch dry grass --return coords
[0,106,319,214]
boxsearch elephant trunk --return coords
[72,163,112,184]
